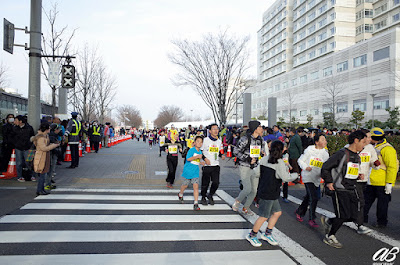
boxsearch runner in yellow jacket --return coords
[364,127,399,228]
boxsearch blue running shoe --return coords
[246,233,262,247]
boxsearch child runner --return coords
[295,133,329,227]
[159,130,166,157]
[164,133,183,188]
[179,136,205,210]
[246,140,297,247]
[148,132,154,148]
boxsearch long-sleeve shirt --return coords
[288,134,303,159]
[298,145,330,187]
[233,134,265,168]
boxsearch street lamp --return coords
[370,93,377,128]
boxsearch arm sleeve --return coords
[297,148,309,170]
[275,160,296,182]
[233,136,250,161]
[321,150,344,184]
[370,146,380,169]
[296,136,303,154]
[37,138,55,152]
[382,147,399,184]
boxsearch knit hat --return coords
[248,120,261,134]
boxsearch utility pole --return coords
[27,0,42,131]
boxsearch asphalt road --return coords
[0,139,399,265]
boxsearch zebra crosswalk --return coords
[0,188,297,265]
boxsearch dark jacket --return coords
[288,134,303,159]
[321,148,361,190]
[258,165,283,200]
[13,124,34,151]
[233,132,265,168]
[2,123,15,147]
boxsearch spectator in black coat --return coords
[1,114,15,171]
[13,115,35,182]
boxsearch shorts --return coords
[182,178,199,186]
[258,199,281,218]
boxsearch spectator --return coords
[1,114,15,171]
[13,115,35,182]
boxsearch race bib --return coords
[191,154,201,165]
[250,145,261,158]
[168,145,178,154]
[345,162,359,179]
[283,157,289,165]
[150,137,153,140]
[209,146,219,153]
[309,157,323,168]
[160,141,165,146]
[359,152,371,163]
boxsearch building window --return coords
[365,24,373,33]
[292,78,297,86]
[309,50,316,59]
[337,102,348,113]
[319,18,327,28]
[282,82,288,89]
[308,0,315,9]
[356,25,363,35]
[312,109,319,115]
[393,13,400,22]
[330,41,336,50]
[319,45,327,55]
[308,11,316,21]
[300,110,307,116]
[299,42,306,51]
[353,99,366,111]
[395,0,400,6]
[299,31,306,39]
[337,61,348,72]
[322,104,331,113]
[308,25,316,34]
[299,55,306,64]
[365,9,373,18]
[375,3,388,16]
[375,19,387,30]
[275,84,280,92]
[373,97,389,110]
[319,31,327,41]
[330,12,336,21]
[300,75,307,84]
[319,4,327,14]
[353,54,367,67]
[323,66,333,76]
[373,47,390,61]
[308,38,316,46]
[330,27,336,35]
[310,71,319,80]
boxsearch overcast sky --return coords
[1,0,273,121]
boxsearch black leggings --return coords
[166,156,178,184]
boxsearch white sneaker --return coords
[260,233,279,246]
[246,234,262,247]
[323,234,343,248]
[232,201,240,212]
[357,225,372,235]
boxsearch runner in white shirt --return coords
[200,124,225,206]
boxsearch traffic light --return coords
[61,65,75,88]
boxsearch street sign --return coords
[3,18,15,54]
[48,61,60,86]
[61,65,75,88]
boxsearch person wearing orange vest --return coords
[364,127,399,228]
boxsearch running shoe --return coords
[242,207,254,216]
[282,198,289,203]
[44,185,52,191]
[201,197,208,206]
[308,219,319,228]
[207,194,215,205]
[260,233,279,246]
[323,234,343,248]
[321,216,332,234]
[178,193,184,203]
[246,234,262,247]
[193,203,200,211]
[232,201,240,212]
[17,177,25,182]
[31,177,36,182]
[357,225,372,235]
[295,211,303,222]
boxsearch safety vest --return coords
[71,119,81,136]
[92,126,100,136]
[375,140,399,171]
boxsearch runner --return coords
[246,140,297,247]
[295,133,329,227]
[164,133,183,188]
[178,136,205,211]
[148,131,154,149]
[232,120,265,215]
[320,130,367,248]
[200,123,225,206]
[158,130,166,157]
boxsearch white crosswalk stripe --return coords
[0,188,298,265]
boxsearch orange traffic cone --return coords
[227,145,232,158]
[1,149,17,179]
[99,141,102,149]
[64,145,72,162]
[86,138,91,153]
[220,145,224,155]
[108,138,111,147]
[79,141,83,157]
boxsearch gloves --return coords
[374,160,381,167]
[385,183,393,195]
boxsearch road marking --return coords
[55,188,189,193]
[35,194,221,201]
[0,187,27,190]
[21,203,230,211]
[0,229,250,243]
[155,171,168,175]
[0,214,245,223]
[286,194,400,248]
[216,190,325,265]
[0,250,296,265]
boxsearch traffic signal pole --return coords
[27,0,42,131]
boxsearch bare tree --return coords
[95,62,117,124]
[322,76,345,127]
[169,29,251,125]
[154,105,184,127]
[68,44,99,121]
[0,62,9,90]
[117,105,142,128]
[41,3,76,116]
[282,90,296,128]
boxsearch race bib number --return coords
[209,146,219,153]
[250,145,261,158]
[191,155,201,165]
[150,137,153,140]
[310,157,323,168]
[168,145,178,154]
[359,152,371,163]
[283,157,289,165]
[345,162,359,179]
[160,141,165,146]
